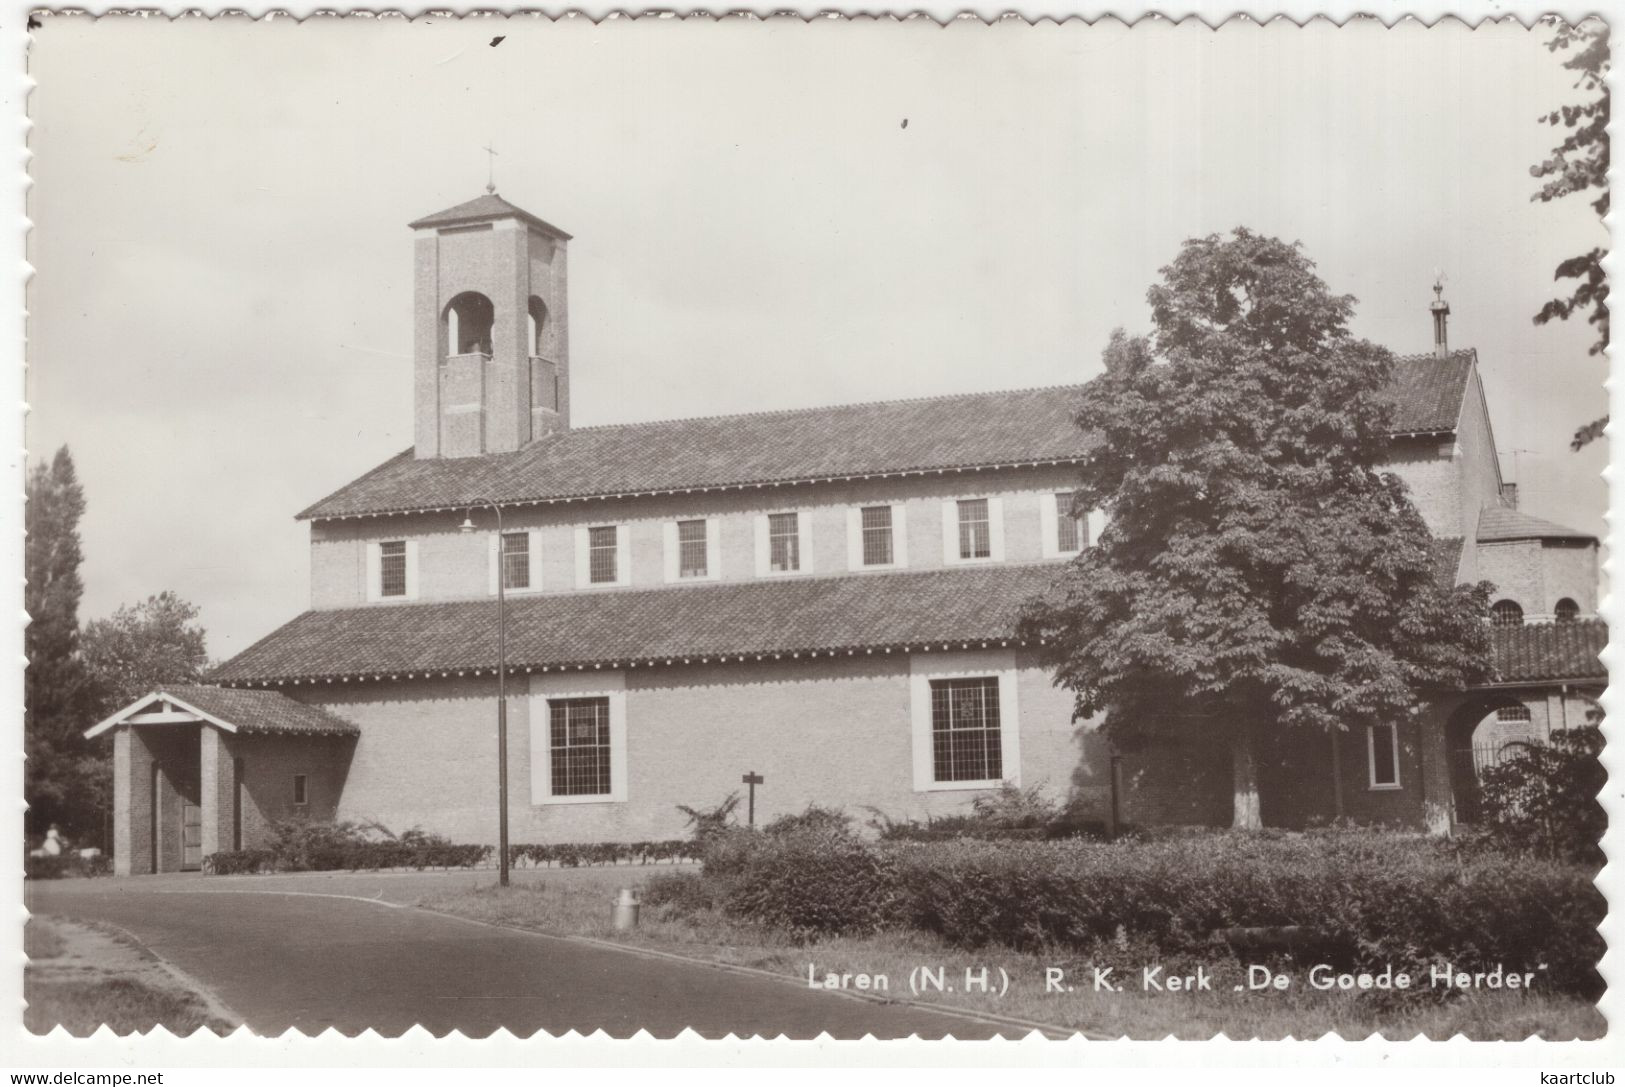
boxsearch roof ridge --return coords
[1389,347,1476,364]
[554,382,1091,438]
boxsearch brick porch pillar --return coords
[199,727,239,863]
[113,726,156,876]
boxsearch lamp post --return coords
[460,501,510,887]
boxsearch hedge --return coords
[24,853,113,880]
[203,836,700,874]
[691,829,1605,996]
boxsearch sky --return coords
[26,14,1610,658]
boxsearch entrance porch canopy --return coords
[86,686,360,739]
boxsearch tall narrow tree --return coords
[24,446,95,835]
[1019,230,1494,827]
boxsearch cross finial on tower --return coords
[483,142,499,194]
[1429,271,1451,359]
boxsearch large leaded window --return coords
[588,526,619,585]
[678,519,708,578]
[957,499,991,560]
[379,540,407,598]
[860,506,893,566]
[549,697,612,797]
[929,677,1002,783]
[501,532,531,590]
[769,512,801,572]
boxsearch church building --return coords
[88,192,1606,874]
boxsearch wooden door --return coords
[178,775,203,870]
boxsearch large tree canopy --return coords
[1019,229,1493,828]
[1528,20,1609,449]
[81,591,210,714]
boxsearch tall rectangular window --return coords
[379,540,407,598]
[861,506,893,566]
[292,774,309,805]
[929,677,1002,783]
[550,697,612,797]
[957,499,991,560]
[1368,724,1400,788]
[1055,492,1082,553]
[501,531,531,590]
[588,526,619,585]
[769,513,800,572]
[678,519,708,578]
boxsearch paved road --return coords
[26,875,1015,1039]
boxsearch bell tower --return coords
[409,192,571,459]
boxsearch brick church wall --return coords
[297,649,1082,844]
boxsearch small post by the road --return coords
[741,771,764,828]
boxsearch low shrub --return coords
[643,870,719,915]
[1478,726,1605,868]
[867,785,1106,842]
[507,840,699,867]
[707,827,901,939]
[762,804,854,839]
[24,853,113,880]
[676,793,743,842]
[202,849,276,875]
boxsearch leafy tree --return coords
[1528,20,1609,449]
[1019,229,1494,828]
[24,446,98,837]
[81,591,210,714]
[1477,726,1604,868]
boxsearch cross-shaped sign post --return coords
[741,771,765,829]
[483,142,499,194]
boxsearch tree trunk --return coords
[1231,723,1262,830]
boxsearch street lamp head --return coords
[458,514,477,533]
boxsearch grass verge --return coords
[24,916,238,1037]
[415,866,1604,1040]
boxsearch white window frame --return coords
[942,497,1005,565]
[846,504,908,571]
[909,650,1021,792]
[1041,492,1087,559]
[574,524,631,589]
[489,529,544,595]
[365,539,419,602]
[529,672,628,805]
[1366,723,1402,791]
[663,517,722,583]
[754,509,814,577]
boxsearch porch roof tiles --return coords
[1489,620,1608,685]
[162,686,360,736]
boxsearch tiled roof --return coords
[163,686,358,735]
[212,564,1062,684]
[1433,536,1464,588]
[1477,506,1597,543]
[407,193,571,239]
[1383,350,1475,434]
[298,386,1100,521]
[300,353,1478,521]
[1490,620,1607,685]
[212,559,1601,692]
